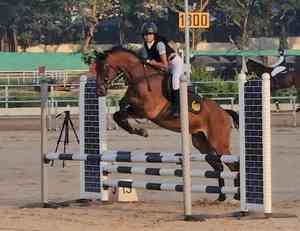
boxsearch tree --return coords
[209,0,261,50]
[209,0,300,50]
[119,0,143,44]
[0,0,24,51]
[0,0,84,51]
[272,0,300,49]
[78,0,117,51]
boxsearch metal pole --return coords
[99,96,109,201]
[41,81,48,205]
[182,0,192,219]
[79,76,87,198]
[238,72,247,212]
[5,86,8,109]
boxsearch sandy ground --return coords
[0,118,300,230]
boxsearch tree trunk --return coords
[0,37,4,51]
[9,28,17,52]
[82,16,97,53]
[119,17,127,45]
[240,13,249,50]
[13,29,17,51]
[119,19,124,45]
[83,27,94,53]
[0,27,18,52]
[3,30,9,52]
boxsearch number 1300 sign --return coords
[178,12,210,29]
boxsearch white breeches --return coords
[271,66,287,77]
[168,55,184,90]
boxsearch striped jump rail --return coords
[103,164,239,179]
[46,151,239,164]
[103,179,239,194]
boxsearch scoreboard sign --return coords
[178,12,210,29]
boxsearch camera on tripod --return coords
[55,109,79,154]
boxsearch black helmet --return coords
[141,22,158,35]
[279,49,285,56]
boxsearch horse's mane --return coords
[105,46,143,61]
[97,46,165,74]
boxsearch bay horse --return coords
[246,58,300,110]
[95,47,239,201]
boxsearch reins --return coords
[118,61,167,92]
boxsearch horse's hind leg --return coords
[206,113,241,201]
[192,132,226,201]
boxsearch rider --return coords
[270,48,288,77]
[140,22,184,117]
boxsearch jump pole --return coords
[181,0,192,220]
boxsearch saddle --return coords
[163,73,203,114]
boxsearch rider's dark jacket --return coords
[144,36,175,62]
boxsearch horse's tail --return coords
[225,109,239,129]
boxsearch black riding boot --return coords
[170,89,180,118]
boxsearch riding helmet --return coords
[141,22,158,35]
[279,49,285,56]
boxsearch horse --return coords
[246,58,300,110]
[95,47,239,201]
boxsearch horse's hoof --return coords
[135,128,149,137]
[217,193,226,202]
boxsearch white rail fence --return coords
[0,83,298,128]
[0,70,86,85]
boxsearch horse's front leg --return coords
[113,97,149,137]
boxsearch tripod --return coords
[55,110,79,153]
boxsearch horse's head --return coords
[95,47,146,96]
[95,51,120,97]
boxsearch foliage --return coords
[190,66,238,97]
[81,48,98,64]
[1,0,300,56]
[191,67,213,82]
[209,0,300,49]
[18,32,31,51]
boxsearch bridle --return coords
[100,63,120,88]
[100,58,167,92]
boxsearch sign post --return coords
[180,1,210,220]
[181,0,192,220]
